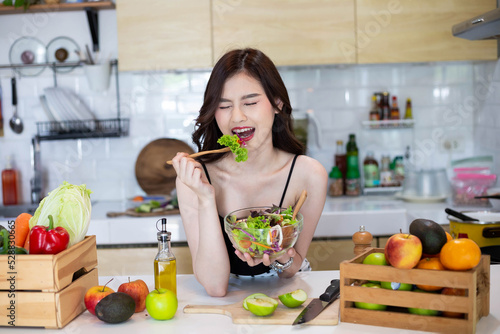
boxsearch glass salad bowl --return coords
[224,206,304,259]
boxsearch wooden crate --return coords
[340,247,490,334]
[0,236,98,328]
[0,235,98,291]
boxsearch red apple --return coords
[84,279,115,315]
[384,232,422,269]
[118,277,150,313]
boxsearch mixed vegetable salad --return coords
[226,206,302,257]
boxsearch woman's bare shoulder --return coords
[295,155,328,181]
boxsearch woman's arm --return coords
[172,153,230,296]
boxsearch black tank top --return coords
[200,154,299,276]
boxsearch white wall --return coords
[0,10,498,203]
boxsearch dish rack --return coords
[0,59,129,141]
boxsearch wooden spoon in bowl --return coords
[292,190,307,220]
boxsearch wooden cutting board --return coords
[183,298,339,326]
[106,208,180,218]
[135,138,194,195]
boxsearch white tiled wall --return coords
[0,10,498,203]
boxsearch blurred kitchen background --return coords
[0,3,499,204]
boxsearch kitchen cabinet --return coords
[212,0,356,65]
[356,0,497,63]
[116,0,212,71]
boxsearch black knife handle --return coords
[11,77,17,106]
[319,279,340,303]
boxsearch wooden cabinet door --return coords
[116,0,212,71]
[212,0,356,66]
[356,0,497,64]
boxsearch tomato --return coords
[238,239,252,249]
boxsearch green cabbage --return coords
[29,182,93,247]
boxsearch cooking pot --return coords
[401,168,450,200]
[447,211,500,248]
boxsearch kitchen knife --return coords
[292,279,340,325]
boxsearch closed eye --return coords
[219,105,231,110]
[244,102,257,106]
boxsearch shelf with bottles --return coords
[361,119,415,129]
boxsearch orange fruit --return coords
[440,238,481,271]
[415,257,446,291]
[441,288,467,318]
[445,231,452,242]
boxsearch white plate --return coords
[396,193,448,203]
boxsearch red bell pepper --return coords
[29,215,70,255]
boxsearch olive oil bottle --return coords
[154,218,176,295]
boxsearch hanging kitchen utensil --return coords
[9,77,23,134]
[135,138,195,195]
[445,208,479,222]
[293,279,340,325]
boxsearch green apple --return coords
[408,289,439,316]
[246,296,278,316]
[362,252,388,266]
[278,289,308,308]
[380,281,413,291]
[145,288,178,320]
[354,283,387,311]
[363,252,388,283]
[242,293,268,310]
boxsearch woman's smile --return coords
[232,127,255,142]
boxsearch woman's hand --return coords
[234,247,296,267]
[171,152,214,199]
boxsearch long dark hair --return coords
[192,48,304,162]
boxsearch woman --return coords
[172,48,327,297]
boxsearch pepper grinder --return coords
[352,225,373,256]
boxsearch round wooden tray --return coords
[135,138,194,195]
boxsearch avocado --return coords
[95,292,135,324]
[409,219,447,255]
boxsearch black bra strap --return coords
[200,162,212,184]
[279,154,299,208]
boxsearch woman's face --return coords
[215,72,277,150]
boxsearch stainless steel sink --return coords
[0,204,39,219]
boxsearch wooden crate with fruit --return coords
[0,235,98,328]
[340,246,490,333]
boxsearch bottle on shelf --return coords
[379,155,394,187]
[2,156,18,206]
[393,156,405,186]
[404,98,413,119]
[334,140,347,194]
[328,166,343,197]
[154,218,177,295]
[345,134,361,196]
[369,95,380,121]
[363,151,380,188]
[380,92,390,120]
[390,96,400,120]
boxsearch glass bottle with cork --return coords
[154,218,177,295]
[345,134,361,196]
